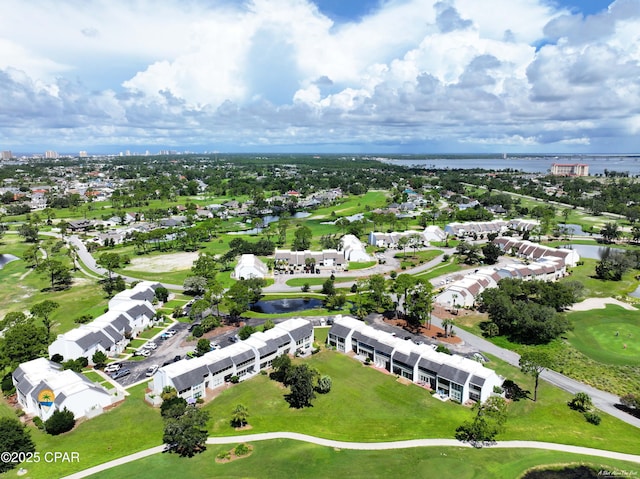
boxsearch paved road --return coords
[423,315,640,429]
[60,432,640,479]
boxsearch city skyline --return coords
[0,0,637,154]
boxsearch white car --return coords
[135,349,151,357]
[104,363,121,373]
[145,365,159,377]
[144,342,158,350]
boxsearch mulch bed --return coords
[383,317,462,345]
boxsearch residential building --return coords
[444,220,508,238]
[48,281,160,363]
[551,163,589,176]
[275,249,345,270]
[368,226,446,248]
[233,254,268,280]
[327,316,502,403]
[492,238,580,267]
[340,234,371,262]
[151,318,314,400]
[12,358,116,421]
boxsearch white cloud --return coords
[0,0,638,153]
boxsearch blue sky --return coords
[0,0,639,155]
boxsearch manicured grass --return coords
[83,442,640,479]
[285,276,357,287]
[561,259,639,298]
[6,384,164,479]
[567,305,640,366]
[137,327,166,339]
[347,260,377,270]
[202,350,640,454]
[414,260,465,281]
[82,371,103,383]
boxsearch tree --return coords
[17,223,39,243]
[183,276,207,296]
[270,354,292,383]
[231,403,249,428]
[262,319,275,331]
[481,243,501,265]
[600,222,621,243]
[0,321,48,368]
[0,417,36,473]
[455,396,508,448]
[292,225,312,251]
[44,407,75,435]
[92,350,108,368]
[224,281,253,322]
[321,277,335,296]
[30,300,59,340]
[191,252,218,281]
[404,279,433,330]
[161,396,188,419]
[519,350,552,402]
[97,252,121,280]
[37,258,72,290]
[188,299,210,322]
[568,392,593,412]
[285,364,317,408]
[237,325,256,340]
[441,318,455,338]
[163,406,210,457]
[196,338,211,357]
[155,286,169,303]
[393,273,416,316]
[368,274,391,311]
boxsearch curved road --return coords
[69,234,640,429]
[60,432,640,479]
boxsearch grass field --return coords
[561,259,639,298]
[567,305,640,366]
[85,442,640,479]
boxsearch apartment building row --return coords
[151,318,313,400]
[327,316,502,403]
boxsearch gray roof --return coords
[124,303,154,319]
[257,339,278,357]
[469,375,486,387]
[272,332,291,348]
[75,331,103,350]
[438,364,470,385]
[286,323,313,342]
[392,350,421,367]
[418,358,443,374]
[230,349,256,366]
[54,392,67,406]
[172,364,210,392]
[207,357,234,375]
[328,323,352,340]
[108,313,132,332]
[352,331,395,355]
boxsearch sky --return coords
[0,0,638,155]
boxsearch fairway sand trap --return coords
[569,297,637,311]
[128,252,198,272]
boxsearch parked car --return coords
[144,342,158,350]
[145,365,159,377]
[134,349,151,357]
[173,355,182,362]
[166,329,177,336]
[111,368,131,380]
[209,341,220,350]
[104,363,122,373]
[228,336,238,343]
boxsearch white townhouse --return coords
[492,238,580,267]
[327,315,503,403]
[233,254,269,280]
[368,227,446,249]
[340,234,371,262]
[48,281,160,363]
[444,220,508,238]
[275,249,346,269]
[435,256,568,308]
[12,358,115,421]
[152,318,314,400]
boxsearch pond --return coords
[0,254,19,269]
[560,223,589,236]
[558,244,624,260]
[250,298,324,314]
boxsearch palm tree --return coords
[231,403,249,428]
[441,318,454,338]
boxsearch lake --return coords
[0,254,19,269]
[559,244,624,260]
[381,156,640,176]
[250,298,324,314]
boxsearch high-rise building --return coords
[550,163,589,177]
[44,150,59,159]
[1,151,12,160]
[79,150,88,158]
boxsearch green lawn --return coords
[567,305,640,366]
[560,259,639,298]
[347,260,377,270]
[84,441,640,479]
[414,260,465,281]
[137,327,166,339]
[396,249,443,268]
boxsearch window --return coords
[451,382,463,403]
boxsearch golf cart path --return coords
[569,297,637,311]
[60,433,640,479]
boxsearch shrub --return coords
[229,376,239,384]
[584,412,601,425]
[436,344,451,355]
[234,443,249,456]
[92,351,108,369]
[192,325,204,338]
[315,375,332,394]
[568,392,593,413]
[32,417,45,430]
[1,373,15,394]
[44,408,75,435]
[50,354,64,363]
[217,451,231,460]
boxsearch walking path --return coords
[60,432,640,479]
